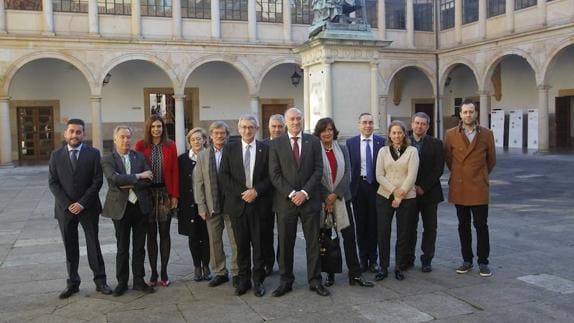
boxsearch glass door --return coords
[17,107,54,161]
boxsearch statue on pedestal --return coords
[308,0,371,39]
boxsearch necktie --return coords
[292,137,300,167]
[123,155,138,204]
[244,144,251,188]
[70,149,78,171]
[365,139,374,184]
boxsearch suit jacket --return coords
[193,146,222,216]
[48,144,103,220]
[346,134,386,198]
[220,140,272,218]
[261,138,276,213]
[444,125,496,206]
[269,133,323,213]
[101,150,153,219]
[410,135,445,205]
[319,144,352,202]
[135,140,180,198]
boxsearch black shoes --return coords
[309,283,330,297]
[394,270,405,281]
[253,283,266,297]
[374,268,388,281]
[325,273,335,287]
[271,284,292,297]
[421,263,432,273]
[96,283,113,295]
[59,286,79,299]
[349,275,375,287]
[133,283,155,294]
[113,284,128,297]
[232,275,240,288]
[264,265,273,277]
[208,275,229,287]
[456,262,473,274]
[368,263,381,273]
[234,283,251,296]
[202,266,212,281]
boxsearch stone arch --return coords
[181,55,257,95]
[383,62,436,97]
[481,49,539,92]
[256,57,302,93]
[98,53,180,95]
[1,51,97,96]
[439,59,480,95]
[540,39,574,86]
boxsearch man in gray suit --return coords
[101,125,155,296]
[194,121,239,288]
[49,118,111,299]
[268,107,329,297]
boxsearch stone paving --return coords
[0,151,573,322]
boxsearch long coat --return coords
[177,151,201,236]
[444,125,496,206]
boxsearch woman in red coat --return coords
[135,115,179,287]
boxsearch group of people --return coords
[48,98,496,300]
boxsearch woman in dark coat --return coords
[178,127,211,281]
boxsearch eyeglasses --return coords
[240,126,257,131]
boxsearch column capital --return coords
[90,95,102,102]
[537,84,551,91]
[249,94,260,100]
[0,96,11,102]
[173,94,186,100]
[370,61,379,68]
[477,90,490,96]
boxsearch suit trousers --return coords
[206,213,238,277]
[406,200,438,265]
[456,204,490,265]
[113,202,147,286]
[277,205,321,286]
[260,209,276,269]
[57,212,107,288]
[376,196,417,270]
[352,179,379,266]
[230,204,265,285]
[340,201,362,278]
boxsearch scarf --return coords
[320,141,350,232]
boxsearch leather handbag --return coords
[319,212,343,274]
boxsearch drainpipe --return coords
[434,0,443,139]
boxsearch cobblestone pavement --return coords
[0,151,573,322]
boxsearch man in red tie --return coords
[268,108,329,297]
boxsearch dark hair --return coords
[358,112,372,120]
[66,118,85,130]
[412,112,431,124]
[462,98,475,110]
[143,115,169,145]
[387,120,410,148]
[313,117,339,140]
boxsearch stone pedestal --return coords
[295,33,390,136]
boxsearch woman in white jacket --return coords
[375,121,419,281]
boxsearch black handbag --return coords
[319,212,343,274]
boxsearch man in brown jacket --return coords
[444,99,496,277]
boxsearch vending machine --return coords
[491,109,506,148]
[508,110,524,148]
[527,109,539,150]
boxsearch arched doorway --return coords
[441,63,479,130]
[545,45,574,149]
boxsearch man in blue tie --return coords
[346,113,386,275]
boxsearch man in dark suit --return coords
[220,114,272,297]
[405,112,445,273]
[101,125,155,296]
[49,118,112,299]
[261,114,285,275]
[346,113,385,273]
[268,107,329,297]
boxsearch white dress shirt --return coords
[360,134,374,176]
[287,131,302,156]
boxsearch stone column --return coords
[172,0,183,40]
[304,67,310,132]
[0,0,7,34]
[478,91,490,128]
[506,0,514,33]
[250,95,260,118]
[436,95,444,139]
[42,0,55,35]
[88,0,99,35]
[478,0,486,39]
[283,0,292,42]
[90,96,103,152]
[378,0,386,39]
[538,0,547,27]
[211,0,221,39]
[406,0,415,48]
[0,97,12,165]
[454,0,462,43]
[174,94,186,154]
[537,85,549,152]
[324,61,333,118]
[379,95,388,133]
[370,63,380,130]
[131,0,141,38]
[248,0,257,42]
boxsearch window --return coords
[462,0,478,24]
[515,0,536,10]
[291,0,312,25]
[53,0,88,12]
[141,0,172,17]
[257,0,282,23]
[355,0,378,27]
[386,0,405,30]
[182,0,211,19]
[440,0,454,30]
[221,0,248,21]
[487,0,505,17]
[5,0,42,10]
[98,0,131,15]
[414,0,433,31]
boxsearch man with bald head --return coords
[268,108,329,297]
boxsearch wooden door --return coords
[555,96,571,148]
[17,106,54,161]
[261,104,288,139]
[414,103,434,136]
